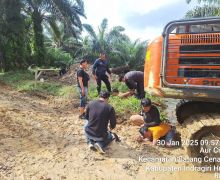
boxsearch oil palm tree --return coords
[21,0,85,65]
[44,18,82,62]
[83,18,147,68]
[82,18,129,61]
[186,0,220,18]
[187,0,220,4]
[186,4,220,17]
[110,38,147,69]
[0,0,26,70]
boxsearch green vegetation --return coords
[1,0,220,72]
[3,0,218,121]
[109,96,167,121]
[0,70,167,120]
[46,47,73,67]
[3,0,218,72]
[186,0,220,17]
[0,1,147,72]
[0,0,85,71]
[0,71,77,97]
[88,82,167,121]
[82,18,147,69]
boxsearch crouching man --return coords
[130,98,161,127]
[134,98,175,147]
[137,123,172,146]
[84,91,116,154]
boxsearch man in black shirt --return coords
[138,98,161,138]
[130,98,161,127]
[136,99,175,147]
[92,52,112,94]
[77,59,90,119]
[85,91,116,154]
[140,98,161,127]
[119,71,145,99]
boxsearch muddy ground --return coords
[0,81,216,180]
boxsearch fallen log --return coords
[110,65,130,75]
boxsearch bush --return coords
[46,47,73,67]
[0,71,167,121]
[0,70,77,97]
[88,81,167,121]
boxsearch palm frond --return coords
[83,24,97,40]
[100,18,108,32]
[49,0,85,37]
[185,5,220,18]
[186,0,220,4]
[186,0,192,4]
[47,18,61,40]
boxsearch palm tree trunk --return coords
[32,9,45,66]
[3,0,25,71]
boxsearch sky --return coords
[82,0,198,41]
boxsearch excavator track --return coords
[176,100,220,124]
[179,113,220,167]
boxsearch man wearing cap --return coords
[119,71,145,99]
[92,52,112,94]
[84,91,116,154]
[130,98,161,127]
[77,59,90,119]
[133,98,174,147]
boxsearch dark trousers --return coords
[96,74,111,94]
[136,82,145,99]
[86,131,114,148]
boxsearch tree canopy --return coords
[1,1,219,72]
[186,0,220,18]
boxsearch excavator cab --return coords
[144,17,220,102]
[144,17,220,167]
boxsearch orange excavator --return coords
[144,17,220,166]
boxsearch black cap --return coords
[141,98,151,107]
[80,59,87,65]
[99,91,110,99]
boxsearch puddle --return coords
[164,98,180,125]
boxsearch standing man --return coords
[119,71,145,99]
[77,59,90,119]
[85,91,116,154]
[92,52,111,94]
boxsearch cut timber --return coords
[28,66,60,86]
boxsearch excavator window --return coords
[164,19,220,87]
[171,23,220,34]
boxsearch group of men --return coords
[77,52,145,119]
[76,52,175,154]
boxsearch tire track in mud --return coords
[0,86,156,179]
[0,85,85,178]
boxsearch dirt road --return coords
[0,82,216,180]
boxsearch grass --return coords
[88,82,167,121]
[0,70,77,97]
[0,70,167,120]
